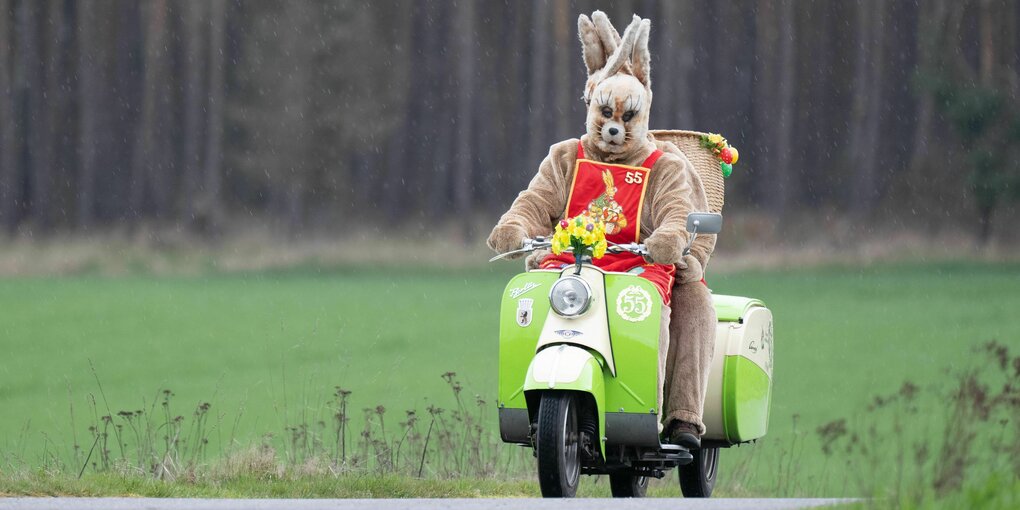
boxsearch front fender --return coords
[524,344,606,457]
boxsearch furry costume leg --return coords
[662,280,716,435]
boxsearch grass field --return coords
[1,262,1018,500]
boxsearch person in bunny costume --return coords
[487,12,717,448]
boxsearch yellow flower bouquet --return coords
[552,214,608,264]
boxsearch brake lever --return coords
[488,237,552,262]
[488,247,532,262]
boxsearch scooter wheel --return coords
[536,391,581,497]
[678,447,719,498]
[609,473,648,497]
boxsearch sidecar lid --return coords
[712,295,766,322]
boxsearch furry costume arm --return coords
[641,153,695,266]
[487,140,578,256]
[653,140,716,271]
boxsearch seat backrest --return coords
[649,130,725,214]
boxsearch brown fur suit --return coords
[486,13,717,436]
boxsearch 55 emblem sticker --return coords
[509,282,541,299]
[615,285,652,322]
[516,298,533,327]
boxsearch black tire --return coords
[609,473,648,497]
[536,392,581,497]
[678,447,719,498]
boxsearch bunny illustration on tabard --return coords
[587,169,628,235]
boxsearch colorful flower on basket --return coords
[699,132,739,179]
[552,213,608,259]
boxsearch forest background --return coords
[0,0,1018,267]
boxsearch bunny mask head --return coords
[578,13,652,157]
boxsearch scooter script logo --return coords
[509,282,541,299]
[615,285,653,322]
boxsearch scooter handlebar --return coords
[607,242,650,257]
[489,237,649,262]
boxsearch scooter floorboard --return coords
[630,443,694,468]
[581,443,693,478]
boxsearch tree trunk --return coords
[109,2,142,222]
[18,1,49,229]
[854,0,887,216]
[453,0,475,239]
[180,0,207,227]
[426,1,453,219]
[130,0,169,223]
[795,1,834,207]
[48,0,75,227]
[1005,0,1018,97]
[551,0,571,141]
[77,0,102,229]
[527,0,551,171]
[658,0,696,127]
[909,0,951,234]
[751,0,778,210]
[507,3,531,193]
[385,0,432,222]
[979,0,995,87]
[847,0,871,210]
[848,0,886,216]
[198,0,226,235]
[771,0,796,214]
[275,1,312,234]
[0,0,18,232]
[149,0,173,220]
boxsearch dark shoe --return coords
[666,420,701,450]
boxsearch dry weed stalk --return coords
[58,371,532,481]
[816,340,1020,505]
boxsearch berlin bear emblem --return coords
[516,298,534,327]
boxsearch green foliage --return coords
[928,78,1004,144]
[919,71,1020,230]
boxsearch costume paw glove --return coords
[676,254,704,285]
[487,224,528,258]
[525,249,551,270]
[644,234,684,265]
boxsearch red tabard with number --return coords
[540,142,676,305]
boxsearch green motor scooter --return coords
[493,212,774,498]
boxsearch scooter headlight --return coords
[549,276,592,317]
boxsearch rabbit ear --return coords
[578,14,605,76]
[632,19,651,89]
[602,15,641,78]
[591,11,620,59]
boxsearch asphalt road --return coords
[0,498,856,509]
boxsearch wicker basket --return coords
[649,130,725,214]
